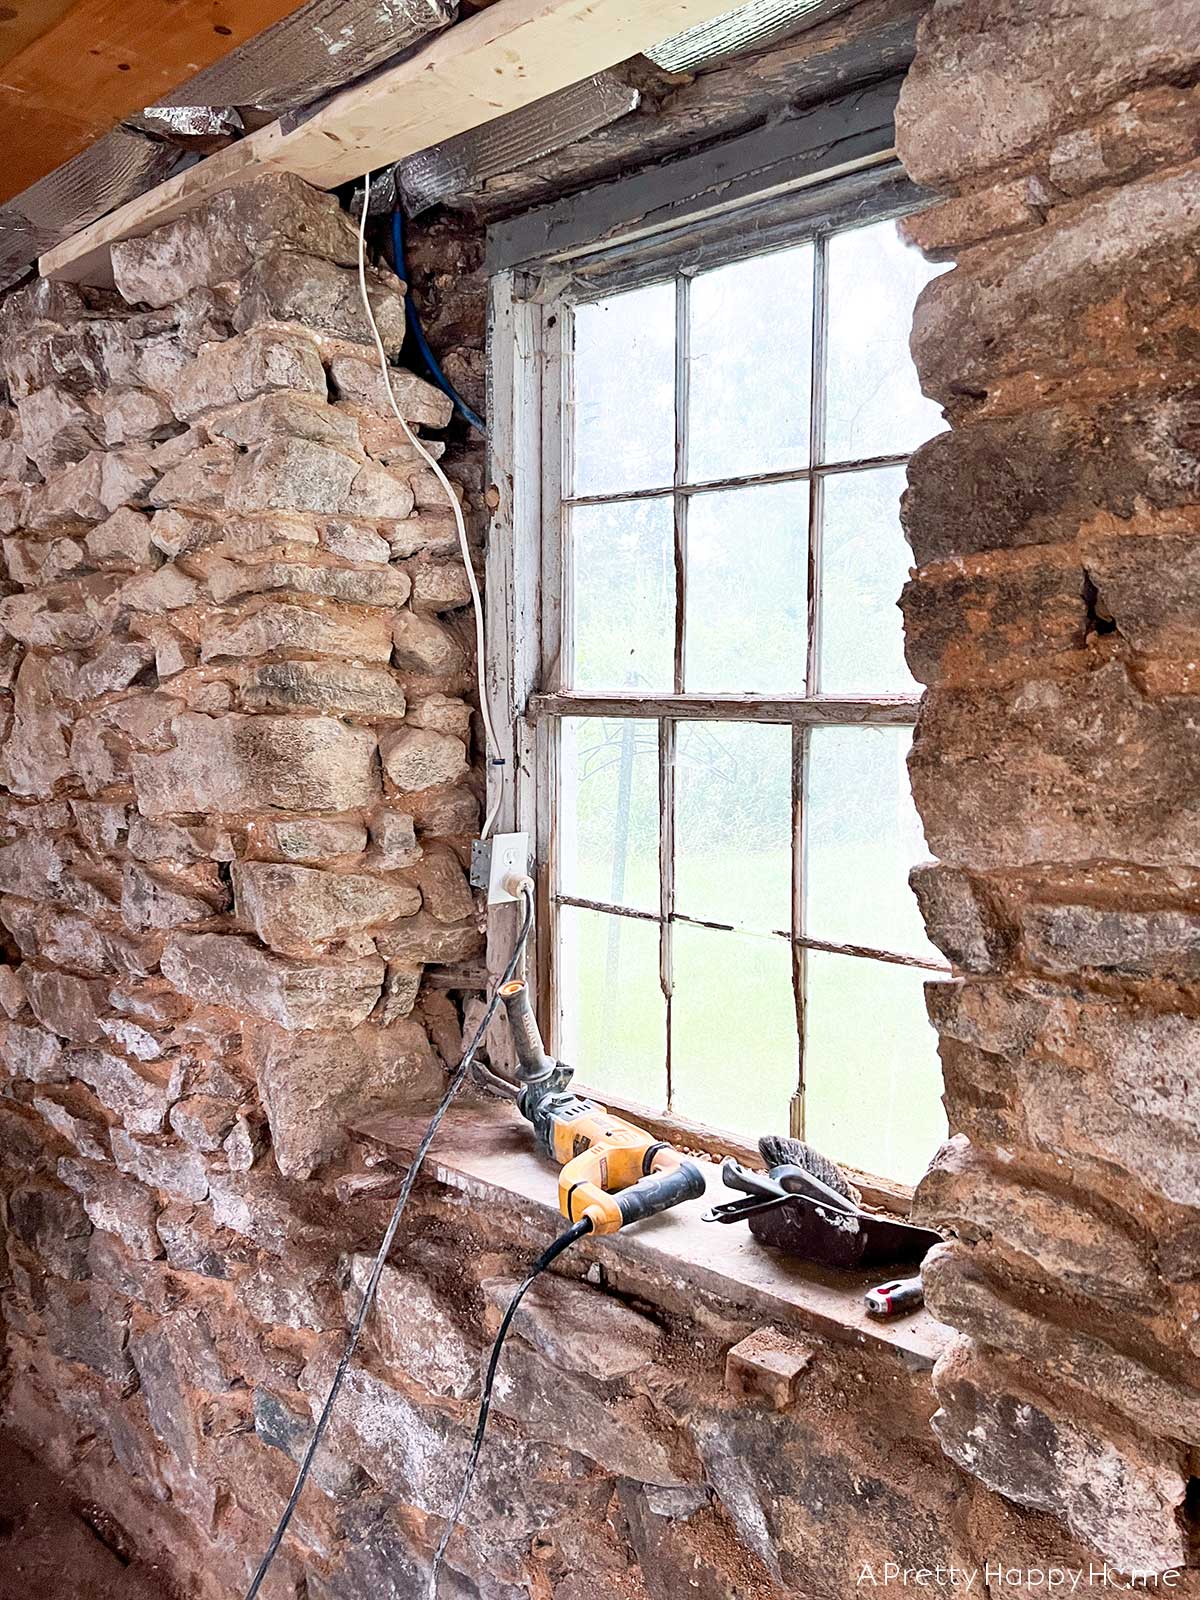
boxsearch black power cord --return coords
[426,1215,593,1600]
[245,888,535,1600]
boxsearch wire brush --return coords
[757,1133,861,1206]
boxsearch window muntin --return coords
[539,213,950,1186]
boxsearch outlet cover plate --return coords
[471,832,529,904]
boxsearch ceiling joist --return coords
[40,0,744,285]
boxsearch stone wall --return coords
[0,172,493,1592]
[897,0,1200,1575]
[4,14,1200,1589]
[0,168,1108,1599]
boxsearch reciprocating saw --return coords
[495,974,706,1234]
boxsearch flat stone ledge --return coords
[354,1098,950,1368]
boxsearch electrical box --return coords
[469,832,530,905]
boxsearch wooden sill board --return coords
[354,1096,951,1367]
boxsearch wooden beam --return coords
[40,0,758,284]
[486,77,903,271]
[471,0,929,217]
[0,0,303,203]
[266,0,761,191]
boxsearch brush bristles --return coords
[757,1135,860,1205]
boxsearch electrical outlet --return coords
[470,833,530,904]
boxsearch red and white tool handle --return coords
[864,1275,924,1317]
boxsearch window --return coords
[492,188,952,1187]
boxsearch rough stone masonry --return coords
[897,0,1200,1577]
[0,166,1099,1600]
[0,4,1198,1596]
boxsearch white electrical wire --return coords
[357,175,504,840]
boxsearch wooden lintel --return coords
[39,0,754,286]
[469,0,928,219]
[486,77,904,272]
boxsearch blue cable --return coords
[391,208,486,436]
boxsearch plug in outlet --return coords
[469,833,530,905]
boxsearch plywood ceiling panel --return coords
[0,0,304,202]
[0,0,80,67]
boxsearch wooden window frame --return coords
[484,157,948,1201]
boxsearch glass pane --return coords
[684,481,808,694]
[571,497,674,692]
[571,282,676,496]
[687,243,813,482]
[824,218,948,464]
[671,923,796,1134]
[560,717,659,914]
[559,905,666,1110]
[805,726,936,960]
[817,465,918,695]
[804,953,945,1185]
[675,721,791,934]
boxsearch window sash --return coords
[540,707,945,1137]
[486,166,946,1161]
[554,229,924,703]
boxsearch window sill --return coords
[353,1096,951,1369]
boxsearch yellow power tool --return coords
[497,977,705,1234]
